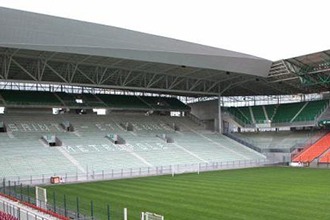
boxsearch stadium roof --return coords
[268,50,330,95]
[0,7,329,97]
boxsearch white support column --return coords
[218,94,222,133]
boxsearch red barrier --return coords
[0,192,69,220]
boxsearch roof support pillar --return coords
[217,94,222,134]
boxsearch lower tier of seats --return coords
[0,113,265,180]
[292,133,330,163]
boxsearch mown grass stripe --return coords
[45,167,330,220]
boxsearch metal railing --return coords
[0,158,280,220]
[1,159,275,186]
[0,196,56,220]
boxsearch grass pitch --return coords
[45,167,330,220]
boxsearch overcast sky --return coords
[0,0,329,61]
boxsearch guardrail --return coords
[1,159,277,186]
[1,158,281,220]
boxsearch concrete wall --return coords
[264,153,292,163]
[189,100,219,131]
[189,100,218,120]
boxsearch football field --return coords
[45,167,330,220]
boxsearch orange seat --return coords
[319,150,330,163]
[293,133,330,163]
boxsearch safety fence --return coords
[2,159,275,185]
[0,182,108,220]
[0,159,278,219]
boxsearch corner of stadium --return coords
[1,6,330,220]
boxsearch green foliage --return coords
[45,167,330,220]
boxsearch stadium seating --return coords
[139,96,190,111]
[227,107,252,124]
[233,131,313,152]
[56,92,107,108]
[270,102,305,123]
[227,100,329,125]
[0,90,62,106]
[55,92,85,107]
[81,93,107,107]
[292,133,330,163]
[319,151,330,163]
[0,112,265,179]
[0,90,190,111]
[264,105,276,120]
[251,105,266,123]
[98,94,149,109]
[159,97,191,111]
[293,100,328,122]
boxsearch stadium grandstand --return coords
[1,6,330,219]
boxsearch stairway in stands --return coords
[292,132,330,163]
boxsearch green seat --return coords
[140,96,190,111]
[227,107,252,124]
[272,102,305,123]
[251,106,266,123]
[98,94,148,109]
[293,100,328,122]
[1,90,61,106]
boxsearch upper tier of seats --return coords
[0,90,190,111]
[252,105,266,123]
[98,94,148,109]
[227,107,252,124]
[140,96,189,111]
[292,132,330,163]
[293,100,328,122]
[272,102,305,123]
[1,90,62,106]
[227,100,328,125]
[264,105,276,121]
